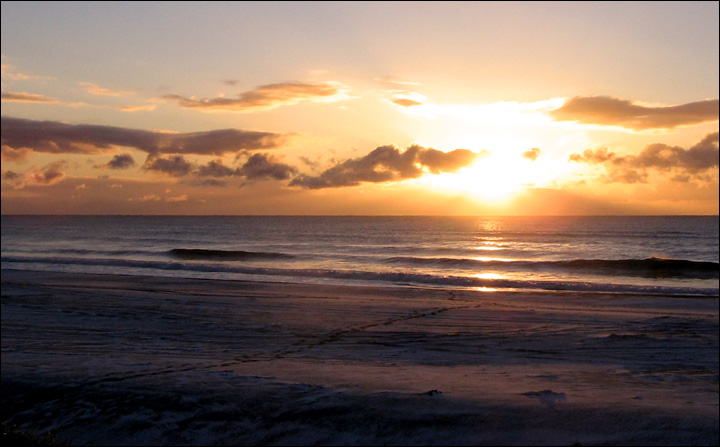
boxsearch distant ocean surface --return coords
[2,215,718,297]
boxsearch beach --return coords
[2,269,718,446]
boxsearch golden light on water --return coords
[473,245,502,251]
[472,256,510,262]
[474,272,505,280]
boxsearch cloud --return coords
[98,153,136,170]
[196,158,237,177]
[1,116,288,156]
[78,82,135,97]
[568,147,615,163]
[28,160,67,186]
[392,98,423,107]
[632,132,718,173]
[550,96,719,130]
[2,89,153,111]
[3,160,68,189]
[1,63,53,82]
[164,81,347,113]
[290,144,481,189]
[195,153,297,181]
[569,132,719,182]
[165,194,188,202]
[117,104,157,112]
[238,153,297,180]
[1,91,60,103]
[143,155,195,177]
[190,178,228,188]
[373,76,419,86]
[2,170,23,180]
[128,194,162,202]
[1,145,32,162]
[522,148,541,161]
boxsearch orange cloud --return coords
[392,98,423,107]
[522,148,541,161]
[550,96,719,130]
[1,63,53,82]
[1,145,32,162]
[164,81,347,112]
[2,160,67,189]
[117,104,157,112]
[1,91,60,103]
[78,82,135,97]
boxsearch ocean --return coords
[2,215,718,297]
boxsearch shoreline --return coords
[2,269,718,445]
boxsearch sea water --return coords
[1,215,718,296]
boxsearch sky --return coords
[1,1,718,215]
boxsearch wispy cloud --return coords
[117,104,157,112]
[373,76,419,86]
[550,96,719,130]
[166,194,188,202]
[569,132,719,182]
[392,98,423,107]
[3,90,155,112]
[1,62,54,82]
[78,82,136,97]
[1,91,60,103]
[128,194,162,202]
[164,81,348,113]
[1,117,289,157]
[290,145,481,189]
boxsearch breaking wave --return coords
[384,256,719,279]
[168,248,295,261]
[2,255,717,297]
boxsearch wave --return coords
[2,255,717,297]
[168,248,295,261]
[384,256,719,279]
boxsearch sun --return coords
[419,151,547,203]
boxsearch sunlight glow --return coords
[472,245,502,251]
[472,287,500,292]
[472,256,509,262]
[474,272,504,280]
[420,153,541,203]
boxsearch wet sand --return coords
[2,269,718,445]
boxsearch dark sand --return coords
[2,270,718,445]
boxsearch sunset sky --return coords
[2,1,718,215]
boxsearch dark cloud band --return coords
[0,116,288,157]
[551,96,718,130]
